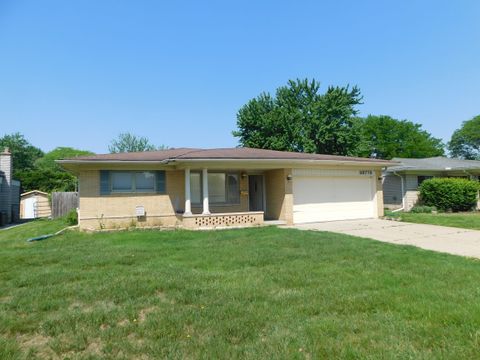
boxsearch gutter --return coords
[56,159,173,165]
[169,158,395,167]
[57,158,397,167]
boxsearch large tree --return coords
[233,79,363,155]
[353,115,444,159]
[448,115,480,160]
[109,133,166,153]
[17,147,94,193]
[16,169,78,193]
[0,133,44,176]
[20,147,95,192]
[35,147,94,171]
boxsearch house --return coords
[20,190,52,219]
[0,148,21,225]
[57,147,395,231]
[383,157,480,211]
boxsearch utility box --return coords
[135,206,145,217]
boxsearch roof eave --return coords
[56,159,172,165]
[57,158,395,166]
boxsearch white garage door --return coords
[293,169,377,223]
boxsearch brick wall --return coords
[78,169,253,230]
[375,169,384,217]
[265,168,293,225]
[0,149,12,223]
[78,170,183,230]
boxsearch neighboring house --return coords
[58,147,395,231]
[383,157,480,211]
[20,190,52,219]
[0,148,21,225]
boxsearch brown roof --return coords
[59,147,394,164]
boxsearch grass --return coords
[389,211,480,230]
[1,220,480,359]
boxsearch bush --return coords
[419,178,479,212]
[410,205,436,213]
[65,209,78,226]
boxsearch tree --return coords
[21,147,95,193]
[109,133,165,153]
[0,135,94,193]
[35,147,94,171]
[448,115,480,159]
[16,169,77,193]
[233,79,363,155]
[353,115,444,159]
[0,133,44,176]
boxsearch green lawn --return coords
[2,220,480,359]
[398,212,480,230]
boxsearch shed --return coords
[20,190,51,219]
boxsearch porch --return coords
[179,167,293,229]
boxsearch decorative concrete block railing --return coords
[182,211,264,229]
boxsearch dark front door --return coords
[249,175,264,211]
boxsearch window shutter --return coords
[156,171,166,193]
[100,170,110,195]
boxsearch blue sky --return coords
[0,0,479,153]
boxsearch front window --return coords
[111,172,134,192]
[190,172,240,205]
[135,172,155,192]
[111,171,156,193]
[208,173,226,203]
[190,172,202,204]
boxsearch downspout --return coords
[391,171,405,212]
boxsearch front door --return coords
[248,175,264,211]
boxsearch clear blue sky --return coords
[1,0,479,153]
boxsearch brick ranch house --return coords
[57,148,395,231]
[383,157,480,211]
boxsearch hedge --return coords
[419,178,480,212]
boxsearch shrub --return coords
[65,209,78,226]
[419,178,479,212]
[410,205,436,213]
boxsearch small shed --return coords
[20,190,51,219]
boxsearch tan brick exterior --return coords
[375,169,384,217]
[78,170,183,230]
[78,169,259,230]
[76,165,383,230]
[265,169,293,225]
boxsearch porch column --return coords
[202,168,210,215]
[184,168,192,215]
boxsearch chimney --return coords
[0,147,12,184]
[0,147,12,223]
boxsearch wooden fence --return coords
[52,192,78,219]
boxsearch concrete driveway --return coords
[292,219,480,259]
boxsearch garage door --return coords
[293,169,377,223]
